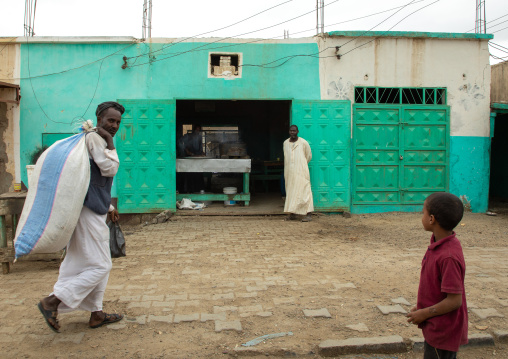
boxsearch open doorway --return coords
[175,100,291,209]
[489,113,508,214]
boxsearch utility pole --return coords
[316,0,325,35]
[142,0,153,39]
[475,0,486,33]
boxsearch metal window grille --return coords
[354,87,446,105]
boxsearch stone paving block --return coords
[495,299,508,307]
[148,314,173,323]
[494,330,508,343]
[0,326,19,334]
[166,294,188,301]
[26,333,56,344]
[212,293,235,300]
[201,312,226,322]
[303,308,332,318]
[142,295,164,301]
[177,300,200,307]
[463,333,495,347]
[189,293,211,300]
[125,315,146,325]
[107,323,127,330]
[214,305,238,313]
[174,313,200,323]
[471,308,505,319]
[107,285,125,290]
[346,323,369,332]
[391,297,411,306]
[182,269,200,274]
[127,301,151,309]
[377,304,407,315]
[151,301,175,308]
[0,334,26,343]
[318,335,405,357]
[239,305,263,313]
[410,336,425,352]
[332,283,357,289]
[273,297,295,305]
[236,292,258,298]
[53,332,86,345]
[256,311,273,317]
[126,285,145,290]
[215,320,242,332]
[246,285,268,292]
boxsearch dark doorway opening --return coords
[489,113,508,214]
[175,100,291,204]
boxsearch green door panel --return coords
[291,100,351,211]
[116,100,176,213]
[353,105,449,207]
[353,106,401,204]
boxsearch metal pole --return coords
[148,0,152,39]
[316,0,319,35]
[321,0,325,34]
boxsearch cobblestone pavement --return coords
[1,212,507,358]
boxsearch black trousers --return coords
[423,341,457,359]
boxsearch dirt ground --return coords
[1,208,507,358]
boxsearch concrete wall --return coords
[0,39,20,192]
[491,61,508,104]
[318,32,492,212]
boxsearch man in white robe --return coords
[38,102,125,332]
[283,125,314,222]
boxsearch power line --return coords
[127,0,295,61]
[465,13,508,33]
[127,0,342,68]
[492,25,508,34]
[0,42,136,81]
[339,0,440,57]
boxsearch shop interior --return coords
[175,100,290,207]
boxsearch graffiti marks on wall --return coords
[327,78,353,100]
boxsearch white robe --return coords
[52,132,119,313]
[283,137,314,215]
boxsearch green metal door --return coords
[353,105,449,207]
[292,100,351,211]
[116,100,176,213]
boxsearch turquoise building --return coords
[1,31,494,214]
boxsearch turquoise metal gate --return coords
[353,104,449,208]
[116,100,176,213]
[292,100,351,211]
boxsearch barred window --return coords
[355,87,446,105]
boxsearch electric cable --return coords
[127,0,295,60]
[126,0,342,68]
[339,0,440,57]
[465,13,508,33]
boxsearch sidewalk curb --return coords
[318,335,406,357]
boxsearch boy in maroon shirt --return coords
[406,192,468,359]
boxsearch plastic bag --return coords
[108,221,126,258]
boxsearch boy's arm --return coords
[406,293,462,325]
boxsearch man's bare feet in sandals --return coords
[38,295,62,333]
[301,213,312,222]
[89,311,124,328]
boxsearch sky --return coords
[1,0,507,63]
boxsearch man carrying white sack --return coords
[38,101,125,332]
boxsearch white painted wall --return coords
[318,35,492,137]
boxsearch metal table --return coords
[0,191,26,274]
[176,158,251,206]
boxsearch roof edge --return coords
[327,31,494,40]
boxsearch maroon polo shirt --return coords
[417,232,468,352]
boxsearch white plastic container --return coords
[223,187,237,206]
[26,165,36,189]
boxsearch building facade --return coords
[0,31,494,213]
